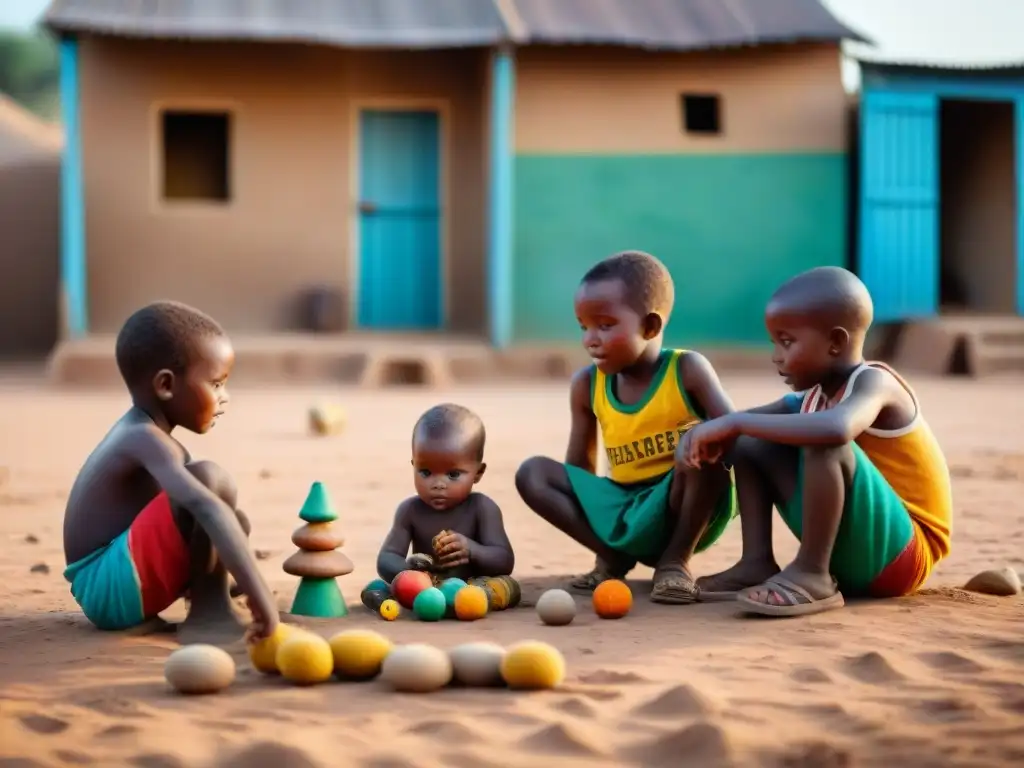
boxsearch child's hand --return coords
[245,597,280,642]
[679,418,735,468]
[434,532,472,568]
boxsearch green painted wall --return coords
[512,153,847,346]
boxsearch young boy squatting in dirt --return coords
[376,404,515,583]
[515,251,738,604]
[683,267,953,617]
[62,302,279,643]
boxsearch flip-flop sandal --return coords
[568,569,620,592]
[736,574,845,618]
[650,571,699,605]
[697,570,782,602]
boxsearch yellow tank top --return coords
[592,349,702,485]
[800,362,953,568]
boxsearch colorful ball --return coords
[276,631,334,685]
[365,578,390,593]
[328,629,393,680]
[248,623,298,674]
[438,578,468,616]
[454,585,489,621]
[536,588,577,626]
[413,587,447,622]
[500,641,565,690]
[380,599,400,621]
[593,579,633,619]
[392,570,433,609]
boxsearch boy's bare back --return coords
[64,409,190,564]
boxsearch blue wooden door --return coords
[859,91,939,322]
[357,110,441,329]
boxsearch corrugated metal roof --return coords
[44,0,864,51]
[824,0,1024,70]
[42,0,509,49]
[512,0,867,50]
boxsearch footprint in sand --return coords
[789,666,833,684]
[95,724,138,739]
[0,760,45,768]
[18,713,70,735]
[216,742,322,768]
[622,721,732,768]
[578,670,648,685]
[74,695,152,719]
[53,751,94,765]
[788,702,877,736]
[917,650,987,674]
[631,684,720,719]
[130,755,185,768]
[521,722,607,758]
[914,696,985,723]
[842,651,907,684]
[551,696,598,719]
[405,718,485,743]
[776,741,852,768]
[437,753,505,768]
[361,759,426,768]
[980,638,1024,665]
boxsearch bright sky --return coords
[0,0,48,30]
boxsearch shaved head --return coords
[767,267,873,333]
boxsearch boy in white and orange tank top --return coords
[680,267,953,617]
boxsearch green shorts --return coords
[781,442,923,596]
[564,466,737,566]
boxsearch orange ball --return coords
[454,585,489,621]
[593,579,632,619]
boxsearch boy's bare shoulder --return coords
[677,350,715,381]
[569,365,595,409]
[105,413,186,464]
[465,492,502,515]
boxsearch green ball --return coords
[413,587,447,622]
[365,578,390,593]
[438,578,468,616]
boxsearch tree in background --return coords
[0,29,59,120]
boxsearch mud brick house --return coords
[44,0,861,349]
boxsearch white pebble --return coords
[536,588,577,626]
[449,642,506,687]
[164,644,236,695]
[380,644,452,693]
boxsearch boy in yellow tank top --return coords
[680,267,953,617]
[516,251,738,604]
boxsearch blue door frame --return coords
[859,66,1024,319]
[356,109,442,330]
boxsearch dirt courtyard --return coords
[0,373,1022,767]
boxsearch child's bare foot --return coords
[178,604,247,646]
[696,559,780,602]
[124,616,177,636]
[650,564,698,604]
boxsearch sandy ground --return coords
[0,373,1023,768]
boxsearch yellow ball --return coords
[248,623,298,674]
[276,631,334,685]
[500,641,565,690]
[380,599,400,621]
[454,585,489,621]
[328,629,393,680]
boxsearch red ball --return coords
[391,570,433,609]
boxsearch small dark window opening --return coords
[161,110,231,202]
[681,93,721,135]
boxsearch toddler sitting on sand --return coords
[682,267,953,617]
[62,301,278,643]
[376,403,515,583]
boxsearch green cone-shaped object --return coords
[291,577,348,618]
[298,481,338,523]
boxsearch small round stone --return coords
[536,588,577,626]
